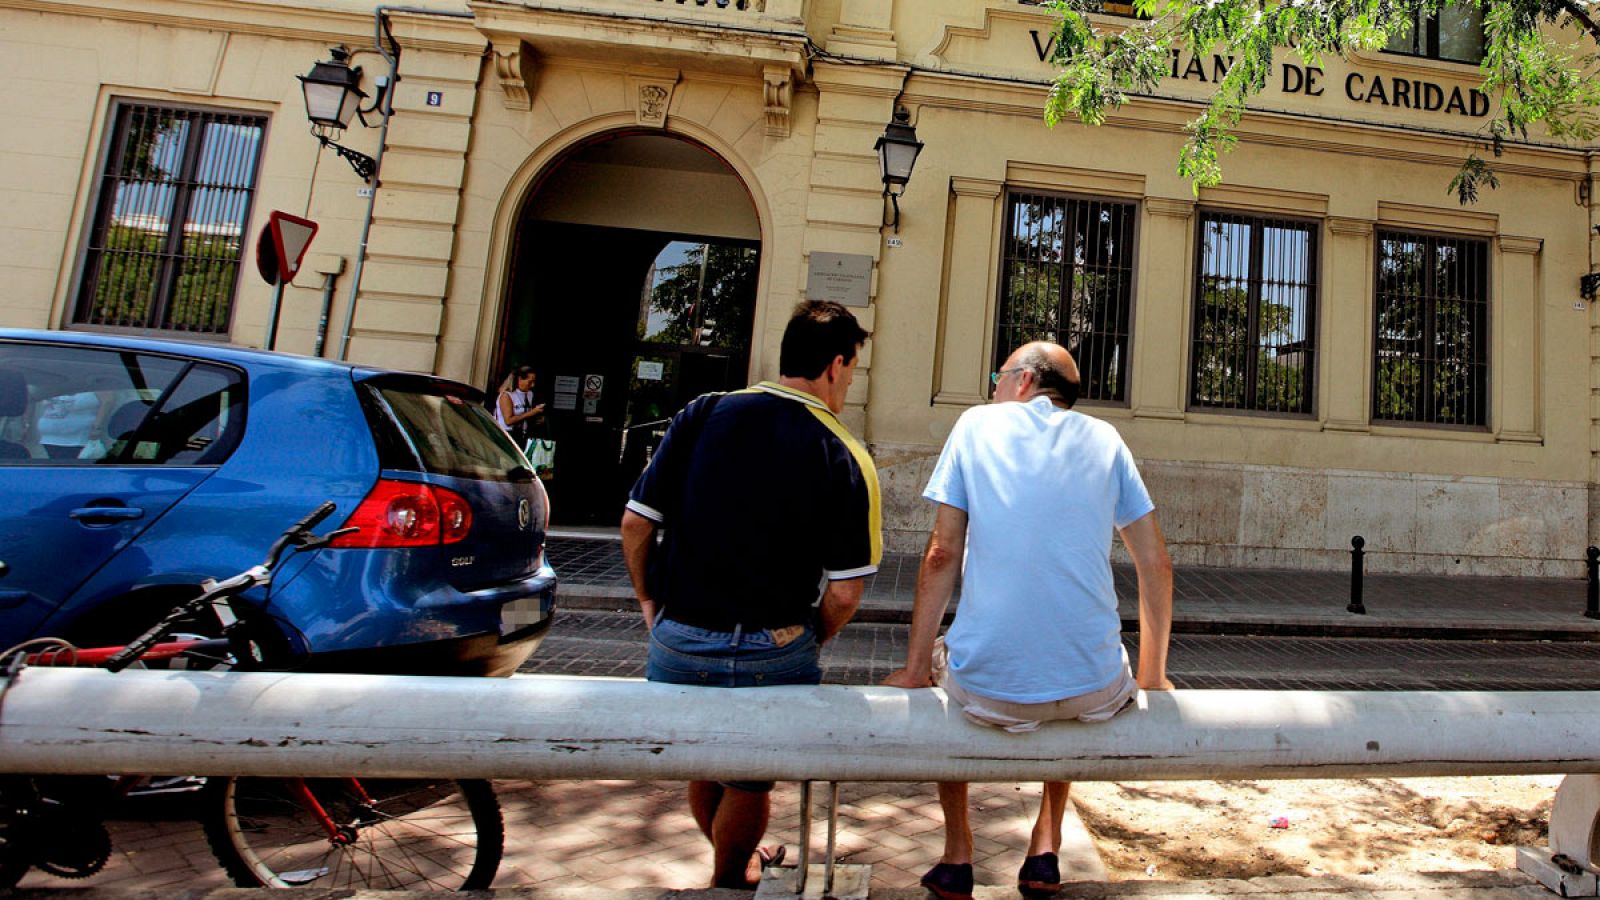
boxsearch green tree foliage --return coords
[1000,198,1133,400]
[1373,236,1486,423]
[638,243,758,350]
[85,224,239,331]
[1042,0,1600,203]
[1191,280,1307,412]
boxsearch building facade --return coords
[3,0,1597,576]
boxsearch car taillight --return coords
[330,480,473,548]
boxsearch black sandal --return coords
[921,862,974,900]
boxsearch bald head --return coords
[1001,341,1081,408]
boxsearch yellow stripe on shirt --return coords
[803,405,883,568]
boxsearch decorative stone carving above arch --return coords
[627,74,680,127]
[763,64,797,138]
[490,38,537,110]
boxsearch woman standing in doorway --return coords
[495,365,545,444]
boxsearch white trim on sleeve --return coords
[825,565,878,581]
[625,499,665,523]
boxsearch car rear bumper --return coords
[305,613,554,677]
[288,563,558,677]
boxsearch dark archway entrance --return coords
[497,133,761,526]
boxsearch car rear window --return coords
[370,384,527,481]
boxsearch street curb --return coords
[553,587,1600,643]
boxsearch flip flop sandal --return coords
[1017,852,1062,896]
[921,862,974,900]
[758,845,787,871]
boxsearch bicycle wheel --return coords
[0,777,37,888]
[202,776,502,890]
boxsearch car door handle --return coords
[69,506,144,523]
[0,590,26,609]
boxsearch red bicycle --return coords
[0,504,503,890]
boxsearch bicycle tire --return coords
[0,777,37,888]
[201,776,502,890]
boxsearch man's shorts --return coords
[933,637,1138,734]
[647,615,822,792]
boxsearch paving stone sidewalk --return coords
[549,536,1600,640]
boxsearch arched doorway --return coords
[496,132,762,526]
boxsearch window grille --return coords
[996,192,1137,404]
[1373,230,1489,427]
[1189,211,1318,415]
[74,103,267,334]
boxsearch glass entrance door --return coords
[501,224,758,526]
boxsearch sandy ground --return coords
[1071,775,1562,880]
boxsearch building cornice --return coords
[0,0,486,52]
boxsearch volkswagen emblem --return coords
[517,498,532,531]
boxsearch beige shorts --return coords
[932,638,1139,734]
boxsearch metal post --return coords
[1347,535,1366,615]
[264,280,286,351]
[314,272,338,358]
[1586,547,1599,620]
[824,781,840,897]
[795,780,812,895]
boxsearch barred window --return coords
[995,192,1137,404]
[74,103,267,334]
[1373,230,1489,427]
[1383,4,1484,65]
[1189,212,1318,415]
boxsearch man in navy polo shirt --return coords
[621,300,881,889]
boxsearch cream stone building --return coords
[3,0,1597,576]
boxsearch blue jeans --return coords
[647,617,822,687]
[647,616,821,791]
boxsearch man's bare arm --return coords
[882,503,967,688]
[620,509,660,630]
[817,577,864,644]
[1118,510,1174,690]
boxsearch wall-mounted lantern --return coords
[875,107,924,233]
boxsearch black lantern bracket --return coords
[316,135,379,182]
[1582,271,1600,303]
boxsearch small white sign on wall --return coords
[806,252,872,308]
[637,360,665,381]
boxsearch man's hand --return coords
[881,667,934,689]
[1138,674,1175,691]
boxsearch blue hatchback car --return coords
[0,329,555,676]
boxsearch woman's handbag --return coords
[525,438,556,480]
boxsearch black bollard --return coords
[1587,547,1599,620]
[1347,535,1366,615]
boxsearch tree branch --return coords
[1557,0,1600,45]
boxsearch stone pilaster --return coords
[1323,216,1375,432]
[1497,234,1543,443]
[930,176,1002,408]
[344,37,485,373]
[1131,197,1194,421]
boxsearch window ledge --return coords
[1183,410,1321,431]
[1368,423,1495,442]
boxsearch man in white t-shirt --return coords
[883,341,1173,900]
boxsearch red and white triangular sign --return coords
[267,211,319,284]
